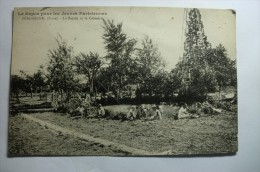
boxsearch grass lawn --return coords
[8,104,237,155]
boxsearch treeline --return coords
[10,9,237,104]
[10,70,45,102]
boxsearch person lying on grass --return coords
[202,101,222,115]
[176,103,198,119]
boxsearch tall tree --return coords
[175,9,236,102]
[136,36,165,96]
[102,19,137,100]
[75,52,102,95]
[181,8,211,81]
[46,36,78,102]
[206,44,233,87]
[175,9,215,101]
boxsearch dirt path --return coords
[21,113,164,156]
[9,115,127,156]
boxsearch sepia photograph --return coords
[9,7,237,156]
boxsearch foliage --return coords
[230,60,237,87]
[58,94,93,116]
[163,69,182,97]
[10,69,46,102]
[46,35,79,102]
[173,9,236,103]
[19,71,35,97]
[32,70,46,92]
[136,36,166,96]
[10,75,24,102]
[102,19,138,100]
[206,44,236,88]
[12,10,237,106]
[75,52,102,94]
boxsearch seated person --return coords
[177,103,192,119]
[97,104,106,117]
[148,105,162,120]
[202,101,213,114]
[157,105,164,116]
[126,106,137,120]
[75,105,85,116]
[196,102,202,116]
[135,105,146,119]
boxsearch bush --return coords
[58,97,91,116]
[177,86,207,104]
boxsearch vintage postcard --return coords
[9,7,237,156]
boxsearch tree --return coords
[19,70,34,98]
[10,75,24,103]
[230,59,237,88]
[136,36,166,96]
[164,69,182,97]
[32,70,45,94]
[174,9,216,101]
[10,70,45,101]
[102,19,137,100]
[174,9,236,102]
[95,68,112,93]
[75,52,102,95]
[206,44,234,87]
[46,35,78,102]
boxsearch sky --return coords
[11,7,236,75]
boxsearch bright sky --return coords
[11,7,236,75]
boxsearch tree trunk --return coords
[15,91,20,103]
[112,88,119,103]
[30,89,33,99]
[45,92,48,103]
[59,89,63,100]
[66,89,71,102]
[89,79,94,94]
[40,87,43,99]
[218,85,221,103]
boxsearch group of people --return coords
[176,101,223,120]
[72,103,161,121]
[72,99,223,121]
[76,103,106,118]
[126,104,163,121]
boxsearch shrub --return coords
[177,86,207,104]
[58,97,91,116]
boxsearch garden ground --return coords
[8,104,237,156]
